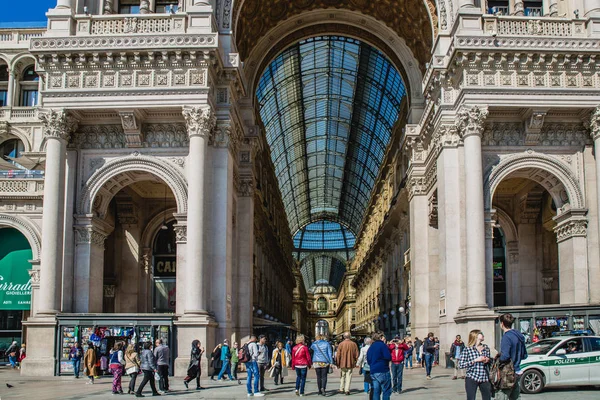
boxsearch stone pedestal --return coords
[174,316,217,377]
[20,316,58,376]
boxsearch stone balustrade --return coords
[0,28,44,49]
[0,107,39,121]
[483,15,587,37]
[75,14,187,36]
[0,178,45,197]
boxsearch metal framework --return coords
[256,36,406,291]
[300,253,348,294]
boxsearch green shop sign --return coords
[0,228,33,310]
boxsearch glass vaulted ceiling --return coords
[256,36,406,292]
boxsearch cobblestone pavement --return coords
[0,366,598,399]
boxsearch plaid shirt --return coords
[458,345,491,382]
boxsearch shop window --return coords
[488,0,509,14]
[155,0,178,13]
[152,221,176,313]
[19,66,38,107]
[0,65,8,107]
[524,1,543,16]
[0,139,24,160]
[119,0,141,14]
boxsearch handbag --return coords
[154,371,161,381]
[268,366,275,378]
[281,366,288,377]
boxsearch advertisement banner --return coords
[0,229,33,310]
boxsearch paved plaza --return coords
[0,366,598,400]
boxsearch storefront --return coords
[494,305,600,349]
[0,227,33,356]
[56,314,175,376]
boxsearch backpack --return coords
[238,343,251,363]
[489,356,517,391]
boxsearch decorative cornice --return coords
[182,106,216,139]
[587,106,600,141]
[38,109,79,141]
[554,214,588,243]
[74,226,109,248]
[456,105,489,139]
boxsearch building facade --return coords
[0,0,599,376]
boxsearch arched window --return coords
[0,65,8,107]
[317,297,328,312]
[0,139,24,161]
[315,320,329,337]
[19,66,38,107]
[152,220,176,312]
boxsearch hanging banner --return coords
[0,229,33,310]
[153,256,176,277]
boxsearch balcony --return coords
[0,107,39,122]
[75,13,186,36]
[0,28,45,49]
[483,15,587,38]
[0,177,44,198]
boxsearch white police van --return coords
[519,335,600,394]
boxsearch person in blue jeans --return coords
[245,335,265,397]
[217,339,234,381]
[423,332,438,380]
[69,343,84,378]
[367,332,392,400]
[6,341,19,369]
[404,340,413,369]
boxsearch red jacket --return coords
[291,344,312,369]
[388,343,409,364]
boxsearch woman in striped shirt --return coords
[458,330,492,400]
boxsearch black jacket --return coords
[424,338,437,355]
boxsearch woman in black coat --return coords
[210,344,223,380]
[183,340,205,390]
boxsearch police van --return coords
[519,335,600,394]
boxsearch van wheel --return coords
[521,370,544,394]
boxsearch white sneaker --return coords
[247,394,253,397]
[254,393,265,397]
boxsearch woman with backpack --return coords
[183,339,205,390]
[291,335,312,397]
[311,335,333,396]
[458,330,492,400]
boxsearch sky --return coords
[0,0,54,23]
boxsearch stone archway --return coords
[486,152,588,305]
[0,213,41,261]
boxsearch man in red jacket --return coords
[388,336,409,394]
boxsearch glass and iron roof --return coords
[300,254,347,294]
[256,36,406,291]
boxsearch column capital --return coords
[38,108,79,142]
[182,105,216,139]
[587,105,600,141]
[173,224,187,243]
[553,208,588,243]
[456,105,488,139]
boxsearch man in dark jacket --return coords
[449,335,466,380]
[413,337,422,365]
[496,313,527,400]
[423,332,438,380]
[366,332,392,400]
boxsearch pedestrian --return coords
[125,344,141,395]
[18,343,26,365]
[271,341,290,386]
[245,335,264,397]
[217,339,234,381]
[231,341,242,385]
[135,342,160,397]
[83,341,97,385]
[210,343,223,380]
[423,332,438,380]
[450,335,466,380]
[414,337,422,366]
[434,337,441,365]
[154,339,170,393]
[495,313,528,400]
[367,331,392,400]
[404,340,413,369]
[459,330,492,400]
[257,335,270,392]
[7,341,19,369]
[286,338,293,355]
[94,345,101,379]
[291,335,311,397]
[183,339,205,390]
[69,342,83,378]
[388,336,409,394]
[109,341,126,395]
[310,334,333,396]
[357,337,372,397]
[336,331,359,395]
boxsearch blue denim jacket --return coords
[310,340,333,364]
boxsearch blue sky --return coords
[0,0,54,23]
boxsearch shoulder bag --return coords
[315,343,333,374]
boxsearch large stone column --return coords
[174,105,217,377]
[589,106,600,303]
[554,209,590,304]
[456,105,488,311]
[21,109,77,376]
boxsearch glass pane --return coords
[20,90,38,106]
[0,90,7,107]
[153,279,176,312]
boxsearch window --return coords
[0,139,25,160]
[155,0,178,13]
[317,297,328,312]
[488,0,509,15]
[19,66,38,107]
[554,338,584,355]
[152,221,177,312]
[524,1,543,16]
[0,65,8,107]
[119,0,141,14]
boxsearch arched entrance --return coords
[487,153,588,306]
[0,227,33,347]
[315,319,329,337]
